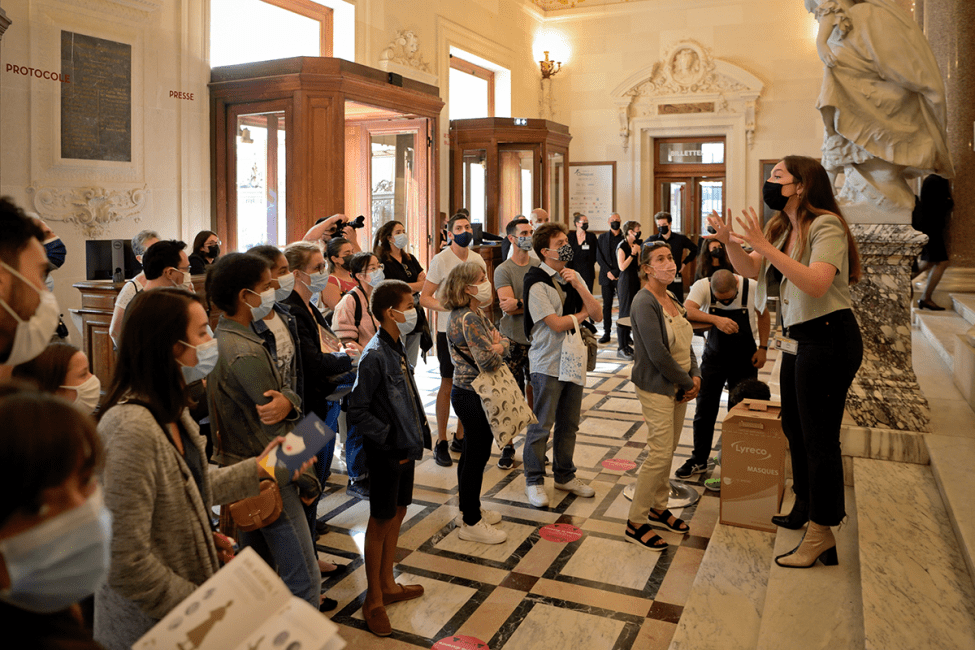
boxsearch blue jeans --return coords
[524,373,584,486]
[240,482,319,606]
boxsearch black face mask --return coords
[580,222,589,231]
[709,247,724,259]
[763,180,793,211]
[658,225,670,236]
[633,237,643,247]
[609,221,621,231]
[207,244,220,258]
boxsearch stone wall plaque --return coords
[60,30,131,162]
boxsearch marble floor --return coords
[311,329,780,649]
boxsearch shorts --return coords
[364,441,415,520]
[437,331,454,379]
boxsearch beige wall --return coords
[546,0,826,233]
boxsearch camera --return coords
[333,215,366,232]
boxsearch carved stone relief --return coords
[612,40,764,151]
[379,30,431,73]
[27,183,149,238]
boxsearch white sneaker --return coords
[454,508,502,527]
[555,478,596,498]
[525,484,550,507]
[458,519,507,544]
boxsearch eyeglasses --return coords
[642,240,670,249]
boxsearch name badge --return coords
[770,334,798,355]
[581,244,590,250]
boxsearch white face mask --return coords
[0,261,60,366]
[393,233,409,250]
[470,281,492,306]
[301,270,329,294]
[392,307,417,336]
[274,273,296,301]
[171,268,194,294]
[61,374,102,415]
[179,337,219,384]
[246,288,276,321]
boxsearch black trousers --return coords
[600,280,617,333]
[780,309,862,527]
[451,386,495,526]
[690,351,758,464]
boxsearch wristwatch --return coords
[759,345,768,350]
[517,299,524,309]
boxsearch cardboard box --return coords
[719,399,786,533]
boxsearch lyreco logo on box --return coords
[730,440,772,461]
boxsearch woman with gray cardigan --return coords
[626,241,701,551]
[94,289,289,650]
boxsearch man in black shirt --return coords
[595,213,624,343]
[568,213,598,292]
[646,211,698,302]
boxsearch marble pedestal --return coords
[846,223,932,432]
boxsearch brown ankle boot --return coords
[774,522,838,568]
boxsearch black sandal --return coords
[625,521,668,551]
[647,508,689,533]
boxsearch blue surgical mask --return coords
[0,485,112,614]
[366,268,385,287]
[179,337,219,384]
[246,288,276,321]
[43,238,67,269]
[274,273,296,301]
[302,270,329,294]
[393,233,409,249]
[452,232,473,248]
[516,236,533,251]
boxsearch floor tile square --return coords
[351,572,478,638]
[597,397,644,414]
[434,520,537,562]
[559,535,660,590]
[501,602,626,649]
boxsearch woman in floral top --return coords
[443,261,509,545]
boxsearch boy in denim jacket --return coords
[347,280,432,636]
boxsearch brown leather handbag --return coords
[228,479,283,531]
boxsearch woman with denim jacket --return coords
[347,280,432,636]
[204,253,335,612]
[444,261,510,546]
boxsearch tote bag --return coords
[451,336,537,449]
[559,315,588,386]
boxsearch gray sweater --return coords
[94,404,259,650]
[630,287,701,396]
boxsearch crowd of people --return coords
[0,154,873,644]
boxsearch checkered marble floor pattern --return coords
[313,332,779,650]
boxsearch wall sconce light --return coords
[539,51,562,79]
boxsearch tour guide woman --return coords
[708,154,862,568]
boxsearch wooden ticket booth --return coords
[209,57,444,267]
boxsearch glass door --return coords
[231,107,289,251]
[462,149,488,226]
[658,179,689,233]
[548,149,565,223]
[696,178,724,235]
[498,145,539,229]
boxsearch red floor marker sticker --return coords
[602,458,637,471]
[432,635,490,650]
[539,523,584,543]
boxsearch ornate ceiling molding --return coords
[611,40,764,151]
[27,183,149,238]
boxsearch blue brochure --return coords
[259,412,336,475]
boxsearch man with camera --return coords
[304,213,365,252]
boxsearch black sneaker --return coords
[674,459,707,479]
[435,439,453,467]
[347,478,370,499]
[497,445,515,469]
[450,436,464,453]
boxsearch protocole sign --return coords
[5,64,70,83]
[719,399,786,533]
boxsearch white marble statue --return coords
[806,0,954,211]
[378,30,431,73]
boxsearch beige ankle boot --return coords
[774,522,838,568]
